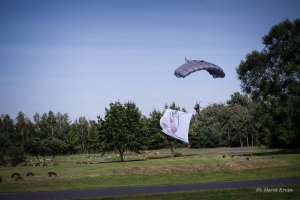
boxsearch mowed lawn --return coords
[0,148,300,193]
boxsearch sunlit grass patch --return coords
[0,148,299,193]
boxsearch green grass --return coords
[78,185,300,200]
[0,148,300,193]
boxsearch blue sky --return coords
[1,0,300,121]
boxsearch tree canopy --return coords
[97,101,145,161]
[237,19,300,147]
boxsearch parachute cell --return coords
[174,58,225,78]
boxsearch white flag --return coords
[160,109,193,143]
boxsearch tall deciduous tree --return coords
[75,117,89,154]
[15,111,35,144]
[54,112,70,140]
[237,19,300,148]
[0,115,14,158]
[98,101,144,161]
[45,138,67,162]
[65,124,80,154]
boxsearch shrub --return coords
[8,146,26,167]
[190,127,222,148]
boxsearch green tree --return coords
[75,117,89,153]
[8,145,26,166]
[190,103,225,148]
[0,133,10,165]
[237,19,300,148]
[54,112,70,140]
[227,92,250,107]
[24,137,45,161]
[15,111,35,144]
[15,111,26,143]
[65,124,80,154]
[190,126,221,148]
[145,110,168,149]
[45,138,67,162]
[0,114,14,137]
[226,93,261,147]
[87,120,100,153]
[98,101,144,161]
[0,115,12,155]
[0,114,14,154]
[47,111,56,138]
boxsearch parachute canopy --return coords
[174,58,225,78]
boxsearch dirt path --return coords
[1,177,300,200]
[179,147,256,153]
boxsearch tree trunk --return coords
[170,141,175,156]
[35,156,40,163]
[256,138,260,147]
[119,150,124,162]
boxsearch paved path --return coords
[179,148,255,153]
[1,177,300,200]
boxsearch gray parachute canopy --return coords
[174,58,225,78]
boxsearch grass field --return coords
[0,147,300,196]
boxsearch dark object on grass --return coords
[53,163,59,166]
[173,152,182,157]
[35,163,40,167]
[48,172,57,177]
[82,161,88,164]
[0,176,2,183]
[26,172,34,176]
[15,176,24,181]
[11,172,21,179]
[43,163,47,167]
[222,155,226,158]
[246,157,250,160]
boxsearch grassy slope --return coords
[0,148,300,193]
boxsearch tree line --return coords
[0,19,299,165]
[0,92,298,165]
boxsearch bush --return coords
[8,146,26,167]
[0,153,8,166]
[190,127,222,148]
